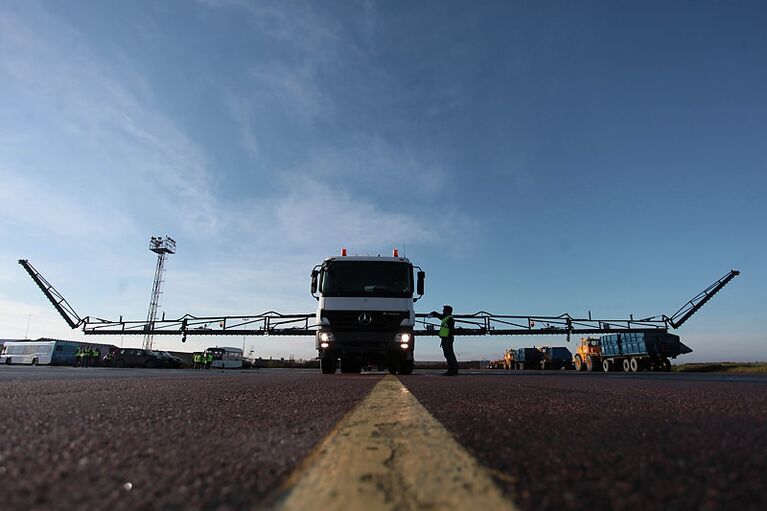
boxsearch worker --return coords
[74,347,82,367]
[205,351,213,369]
[93,348,101,367]
[193,352,201,370]
[430,305,458,376]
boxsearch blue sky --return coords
[1,0,764,361]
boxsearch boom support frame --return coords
[18,259,739,341]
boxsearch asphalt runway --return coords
[1,367,766,510]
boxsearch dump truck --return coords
[599,332,691,372]
[539,346,573,370]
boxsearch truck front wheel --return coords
[574,355,583,371]
[399,360,414,375]
[586,355,595,372]
[321,357,338,374]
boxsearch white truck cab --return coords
[310,250,425,374]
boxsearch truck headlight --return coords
[318,331,334,349]
[400,333,411,343]
[400,343,409,349]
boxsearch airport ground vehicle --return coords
[17,258,739,374]
[539,346,573,370]
[1,339,116,366]
[111,348,165,368]
[207,347,243,369]
[311,250,425,375]
[573,337,603,372]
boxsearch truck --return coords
[538,346,573,370]
[310,250,425,375]
[573,333,691,372]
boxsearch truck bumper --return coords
[317,331,414,362]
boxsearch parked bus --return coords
[1,339,117,366]
[206,347,243,369]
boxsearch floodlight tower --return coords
[143,236,176,350]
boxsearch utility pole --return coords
[144,236,175,351]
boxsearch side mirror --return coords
[311,269,319,296]
[416,271,425,296]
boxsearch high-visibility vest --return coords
[439,315,453,338]
[206,353,213,362]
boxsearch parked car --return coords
[157,351,183,368]
[111,348,165,368]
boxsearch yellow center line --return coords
[274,375,516,510]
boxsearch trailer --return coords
[513,347,544,370]
[539,346,573,370]
[599,332,691,372]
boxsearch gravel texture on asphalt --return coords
[0,371,381,510]
[401,373,767,511]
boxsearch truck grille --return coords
[323,310,409,332]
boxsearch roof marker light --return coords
[341,248,347,256]
[393,248,399,257]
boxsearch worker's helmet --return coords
[443,305,453,314]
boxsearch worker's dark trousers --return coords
[441,337,459,374]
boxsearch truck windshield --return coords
[321,261,413,298]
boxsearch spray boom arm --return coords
[18,259,739,339]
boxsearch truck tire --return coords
[399,360,414,375]
[622,358,630,372]
[574,355,583,372]
[662,358,672,372]
[321,357,337,374]
[5,357,11,365]
[629,357,639,372]
[32,358,39,366]
[602,359,611,373]
[586,355,595,372]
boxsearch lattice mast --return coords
[144,236,175,350]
